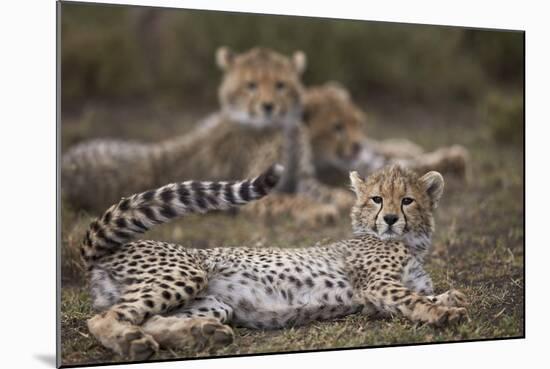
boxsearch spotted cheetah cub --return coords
[83,164,466,360]
[347,165,467,321]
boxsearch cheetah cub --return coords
[347,165,467,322]
[83,164,466,360]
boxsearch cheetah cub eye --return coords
[402,197,414,205]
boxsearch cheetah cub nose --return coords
[262,102,274,115]
[383,214,398,225]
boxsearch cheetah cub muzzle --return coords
[83,164,467,360]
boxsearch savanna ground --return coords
[59,97,524,366]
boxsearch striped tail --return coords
[81,164,284,265]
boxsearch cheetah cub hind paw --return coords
[126,331,159,361]
[144,316,234,351]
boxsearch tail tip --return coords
[272,163,285,177]
[258,163,285,189]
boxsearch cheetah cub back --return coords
[346,165,468,325]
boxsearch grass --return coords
[59,99,524,366]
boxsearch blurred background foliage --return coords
[61,3,523,148]
[61,3,523,106]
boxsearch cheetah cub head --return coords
[216,46,306,129]
[302,82,367,172]
[349,164,444,242]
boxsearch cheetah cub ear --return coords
[292,50,307,75]
[324,81,351,101]
[216,46,235,70]
[349,171,368,198]
[419,171,445,209]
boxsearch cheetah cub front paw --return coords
[430,306,467,327]
[443,289,468,308]
[189,318,235,350]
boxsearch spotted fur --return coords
[85,164,467,360]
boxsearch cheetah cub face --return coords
[303,82,367,169]
[349,165,444,241]
[216,47,306,129]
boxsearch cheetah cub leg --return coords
[245,194,339,226]
[395,145,469,179]
[402,264,468,308]
[142,296,235,350]
[363,281,467,326]
[88,269,209,360]
[298,178,355,213]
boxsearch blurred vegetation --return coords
[61,3,524,109]
[483,92,524,145]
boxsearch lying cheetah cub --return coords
[83,164,466,360]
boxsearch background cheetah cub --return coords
[83,164,466,360]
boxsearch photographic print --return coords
[58,1,524,366]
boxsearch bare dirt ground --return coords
[59,100,524,366]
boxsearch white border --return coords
[1,0,547,368]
